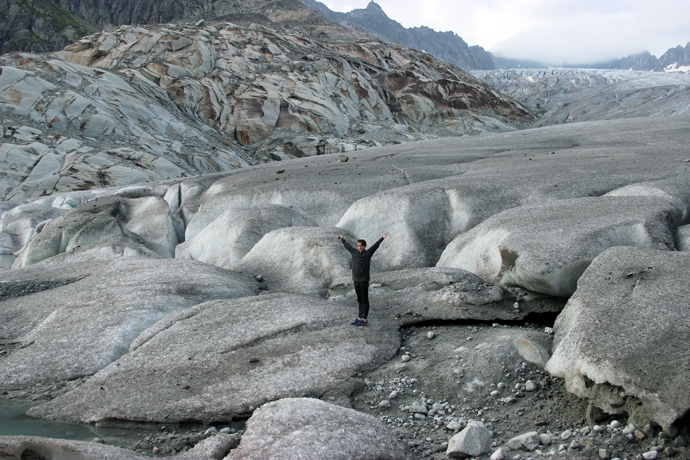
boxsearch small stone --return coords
[426,331,436,339]
[490,390,499,397]
[414,413,426,420]
[544,327,554,334]
[394,363,407,373]
[540,433,552,445]
[401,354,411,362]
[609,398,625,408]
[663,425,679,438]
[507,431,540,451]
[195,19,205,26]
[569,440,581,449]
[501,397,516,404]
[580,427,591,435]
[337,154,349,162]
[378,400,391,408]
[642,451,659,460]
[560,430,573,440]
[388,390,398,399]
[152,447,160,454]
[410,404,428,414]
[623,423,636,435]
[593,425,604,433]
[219,427,231,434]
[490,448,506,460]
[446,420,464,431]
[663,447,677,457]
[673,435,687,447]
[643,424,655,438]
[610,420,621,429]
[635,430,647,440]
[205,427,218,435]
[513,302,520,309]
[249,356,260,363]
[599,448,610,459]
[525,380,537,392]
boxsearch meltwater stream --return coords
[0,398,150,449]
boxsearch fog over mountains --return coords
[298,1,690,72]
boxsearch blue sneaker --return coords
[360,319,368,326]
[351,318,363,326]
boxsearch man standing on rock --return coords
[338,232,388,326]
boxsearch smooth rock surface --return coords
[225,398,405,460]
[546,247,690,426]
[0,258,255,389]
[28,293,399,423]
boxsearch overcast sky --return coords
[317,0,690,65]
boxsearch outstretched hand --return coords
[382,232,389,239]
[337,235,343,240]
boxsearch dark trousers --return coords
[354,281,370,319]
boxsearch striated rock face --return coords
[0,16,532,201]
[56,21,532,144]
[0,0,318,54]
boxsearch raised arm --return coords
[338,235,355,254]
[368,232,388,254]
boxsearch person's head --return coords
[357,239,367,253]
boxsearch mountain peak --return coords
[366,1,384,12]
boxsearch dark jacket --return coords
[341,237,384,281]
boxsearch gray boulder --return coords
[176,204,316,268]
[546,247,690,427]
[226,398,405,460]
[446,420,492,458]
[0,258,255,390]
[437,196,682,296]
[28,293,399,423]
[235,227,362,297]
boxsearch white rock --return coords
[490,448,506,460]
[560,430,573,440]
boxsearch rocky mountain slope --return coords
[0,17,532,202]
[1,114,689,459]
[472,68,690,126]
[299,0,495,70]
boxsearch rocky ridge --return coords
[0,17,532,201]
[299,0,496,70]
